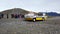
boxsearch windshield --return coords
[38,13,43,16]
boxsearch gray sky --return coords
[0,0,60,13]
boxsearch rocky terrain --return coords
[0,16,60,34]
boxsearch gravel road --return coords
[0,17,60,34]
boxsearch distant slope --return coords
[38,12,60,16]
[46,12,60,16]
[1,8,30,15]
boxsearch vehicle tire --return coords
[33,19,36,22]
[43,18,45,21]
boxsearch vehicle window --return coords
[38,13,43,16]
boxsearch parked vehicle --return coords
[24,13,47,22]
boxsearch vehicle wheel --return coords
[33,19,36,22]
[43,18,45,21]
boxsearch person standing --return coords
[1,14,4,18]
[7,14,8,19]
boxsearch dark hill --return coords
[46,12,60,16]
[0,8,31,18]
[1,8,29,15]
[38,12,60,16]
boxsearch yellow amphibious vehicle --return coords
[24,13,47,22]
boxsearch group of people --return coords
[11,14,24,18]
[0,14,24,19]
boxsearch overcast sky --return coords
[0,0,60,13]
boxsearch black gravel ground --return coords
[0,17,60,34]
